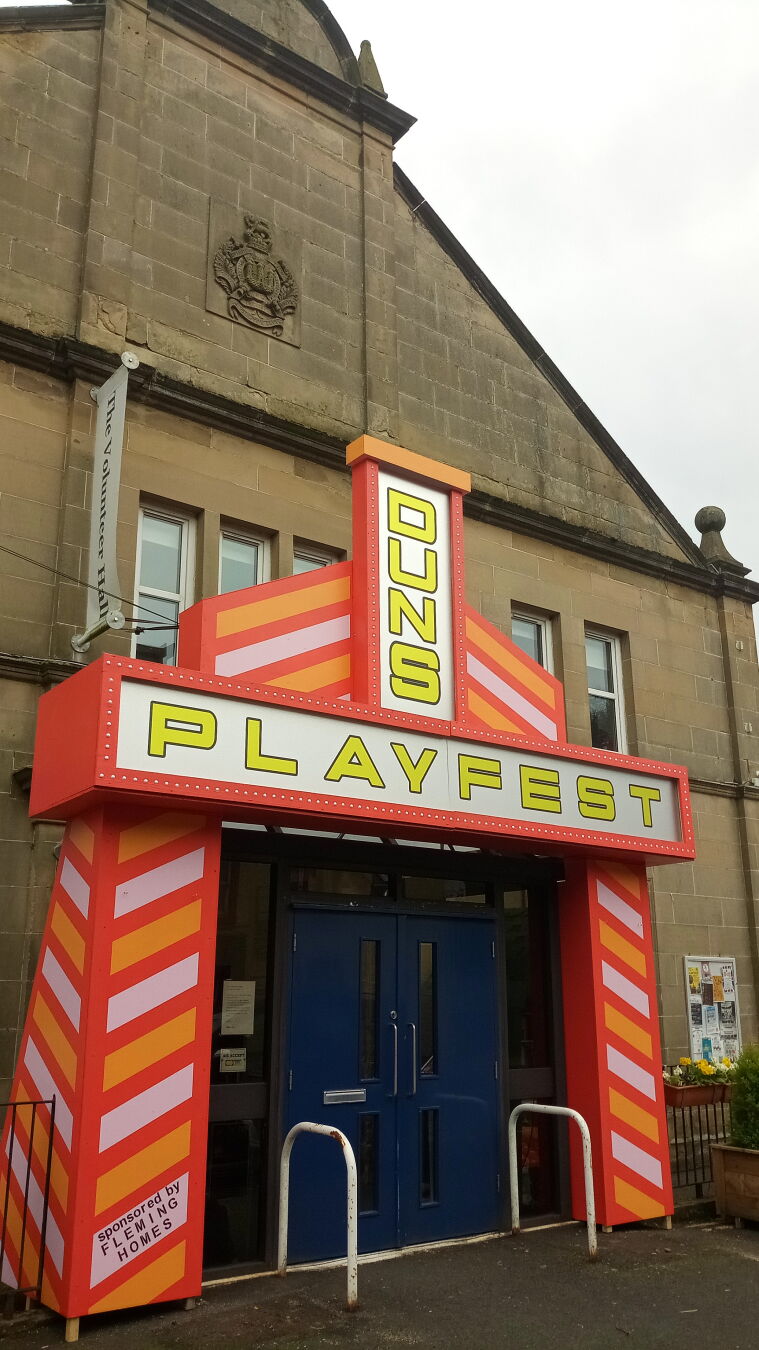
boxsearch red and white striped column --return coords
[0,804,221,1319]
[559,859,673,1226]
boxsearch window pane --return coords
[586,636,614,693]
[204,1119,264,1267]
[420,1109,438,1205]
[294,553,328,575]
[419,943,437,1076]
[359,940,380,1080]
[220,536,260,595]
[403,875,486,904]
[213,861,271,1082]
[140,515,183,594]
[358,1114,379,1213]
[135,594,179,664]
[512,617,543,666]
[589,693,619,751]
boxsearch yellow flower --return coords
[703,1064,716,1075]
[722,1058,732,1067]
[679,1057,692,1066]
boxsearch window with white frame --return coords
[133,507,195,665]
[293,542,341,575]
[585,630,627,752]
[511,611,553,672]
[219,530,270,595]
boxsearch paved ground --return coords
[3,1220,759,1348]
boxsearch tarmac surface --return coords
[3,1219,759,1349]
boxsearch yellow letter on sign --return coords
[245,718,298,776]
[629,784,662,828]
[388,488,437,543]
[520,765,561,814]
[325,735,386,789]
[577,775,616,821]
[458,755,502,801]
[148,701,217,758]
[389,643,441,705]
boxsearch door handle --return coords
[390,1021,398,1097]
[408,1022,417,1096]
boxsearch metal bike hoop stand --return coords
[508,1103,598,1261]
[278,1122,359,1310]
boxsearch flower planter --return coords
[664,1082,726,1107]
[711,1143,759,1222]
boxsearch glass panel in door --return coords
[204,860,272,1270]
[398,916,499,1246]
[286,910,399,1261]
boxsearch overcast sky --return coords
[327,0,758,578]
[3,0,757,580]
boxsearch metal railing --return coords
[668,1097,731,1200]
[1,1098,56,1315]
[509,1103,597,1260]
[278,1123,359,1311]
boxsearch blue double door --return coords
[285,908,500,1261]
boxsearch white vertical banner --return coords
[85,359,132,626]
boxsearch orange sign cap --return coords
[346,435,471,495]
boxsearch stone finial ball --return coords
[695,505,726,533]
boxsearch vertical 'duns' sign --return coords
[377,471,455,720]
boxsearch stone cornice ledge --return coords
[0,3,104,31]
[0,651,82,685]
[689,776,759,801]
[1,322,758,606]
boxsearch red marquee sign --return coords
[2,438,688,1327]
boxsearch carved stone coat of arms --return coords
[206,203,302,346]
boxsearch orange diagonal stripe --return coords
[216,574,350,640]
[88,1239,186,1314]
[118,813,206,864]
[110,899,202,975]
[468,687,526,735]
[103,1009,196,1090]
[599,920,646,977]
[603,1002,652,1058]
[466,615,556,705]
[614,1176,664,1220]
[598,861,645,905]
[68,817,94,862]
[268,653,351,693]
[32,992,77,1088]
[51,903,85,974]
[95,1121,192,1214]
[608,1087,659,1143]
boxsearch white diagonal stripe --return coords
[42,948,81,1032]
[5,1136,64,1274]
[606,1044,656,1101]
[467,653,558,740]
[602,961,649,1018]
[106,953,199,1032]
[114,847,205,919]
[23,1038,73,1149]
[59,858,89,918]
[611,1131,663,1189]
[597,881,644,939]
[99,1065,194,1152]
[1,1251,17,1288]
[215,615,350,679]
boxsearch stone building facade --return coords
[0,0,758,1121]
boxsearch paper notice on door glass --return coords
[721,963,735,997]
[221,980,256,1036]
[220,1047,246,1074]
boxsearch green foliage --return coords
[730,1044,759,1150]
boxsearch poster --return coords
[221,980,256,1036]
[684,956,740,1062]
